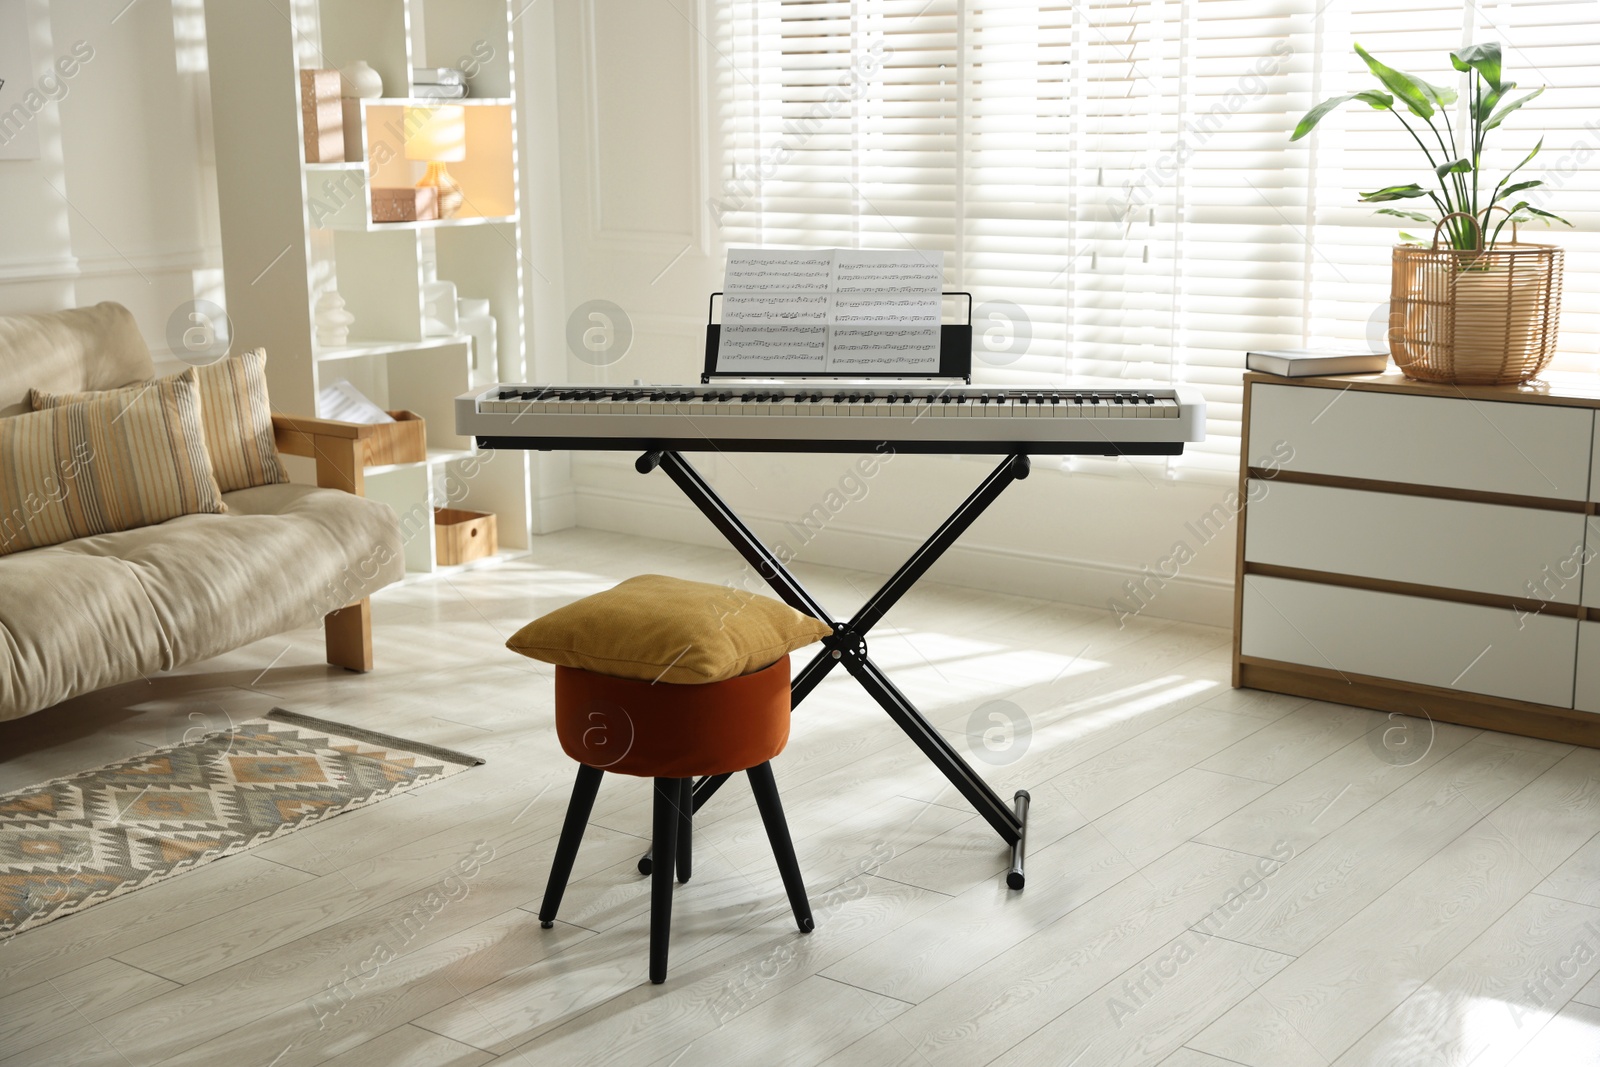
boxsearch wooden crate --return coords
[362,410,426,467]
[434,508,497,566]
[371,186,439,223]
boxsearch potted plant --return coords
[1293,43,1570,385]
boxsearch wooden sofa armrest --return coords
[270,413,382,672]
[271,414,377,495]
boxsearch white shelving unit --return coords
[204,0,532,579]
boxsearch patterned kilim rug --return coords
[0,708,483,938]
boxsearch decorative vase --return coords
[314,290,355,346]
[340,61,383,99]
[1388,212,1563,385]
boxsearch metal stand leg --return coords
[637,449,1036,892]
[650,777,682,984]
[538,764,604,927]
[747,761,814,933]
[1007,790,1031,890]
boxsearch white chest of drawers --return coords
[1233,372,1600,747]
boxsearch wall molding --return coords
[0,246,219,286]
[0,256,79,284]
[573,484,1233,628]
[75,247,220,278]
[578,0,705,247]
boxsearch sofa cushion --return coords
[0,484,404,720]
[0,303,154,418]
[0,369,226,556]
[32,348,290,494]
[0,550,170,723]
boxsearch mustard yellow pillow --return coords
[0,369,226,555]
[32,348,288,493]
[506,574,833,684]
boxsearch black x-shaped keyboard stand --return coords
[633,448,1032,889]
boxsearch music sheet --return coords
[717,248,945,375]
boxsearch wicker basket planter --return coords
[1389,213,1563,385]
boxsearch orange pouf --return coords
[553,657,792,778]
[535,655,814,985]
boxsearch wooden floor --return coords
[3,528,1600,1066]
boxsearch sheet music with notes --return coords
[717,248,945,375]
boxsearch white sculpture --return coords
[314,289,355,346]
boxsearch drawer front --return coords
[1575,622,1600,714]
[1248,384,1593,500]
[1245,480,1587,602]
[1583,517,1600,609]
[1241,575,1576,707]
[1592,416,1600,503]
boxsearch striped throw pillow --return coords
[1,369,226,556]
[32,348,288,493]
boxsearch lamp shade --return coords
[404,105,467,163]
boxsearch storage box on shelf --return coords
[1232,370,1600,747]
[362,410,427,467]
[434,508,497,566]
[206,0,530,581]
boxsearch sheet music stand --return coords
[701,292,974,383]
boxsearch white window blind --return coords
[709,0,1600,478]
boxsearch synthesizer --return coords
[457,383,1206,455]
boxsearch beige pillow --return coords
[505,574,833,684]
[0,369,226,556]
[32,348,288,493]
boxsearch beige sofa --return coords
[0,303,405,721]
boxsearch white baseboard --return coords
[534,488,578,534]
[574,486,1233,627]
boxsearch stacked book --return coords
[413,67,468,99]
[1245,348,1389,377]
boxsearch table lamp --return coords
[404,105,467,219]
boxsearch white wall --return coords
[0,0,1242,627]
[545,0,1240,627]
[0,0,222,370]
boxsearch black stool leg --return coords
[538,764,605,928]
[746,761,814,933]
[650,777,683,983]
[676,777,693,884]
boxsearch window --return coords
[709,0,1600,479]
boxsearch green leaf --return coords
[1436,158,1473,178]
[1291,92,1390,141]
[1424,80,1459,108]
[1353,43,1435,119]
[1521,204,1574,226]
[1359,183,1431,202]
[1493,202,1572,243]
[1483,86,1544,130]
[1374,208,1435,223]
[1398,232,1422,243]
[1451,43,1503,90]
[1477,80,1517,122]
[1492,179,1543,202]
[1291,94,1358,140]
[1497,137,1544,190]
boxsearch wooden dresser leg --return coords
[325,599,373,672]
